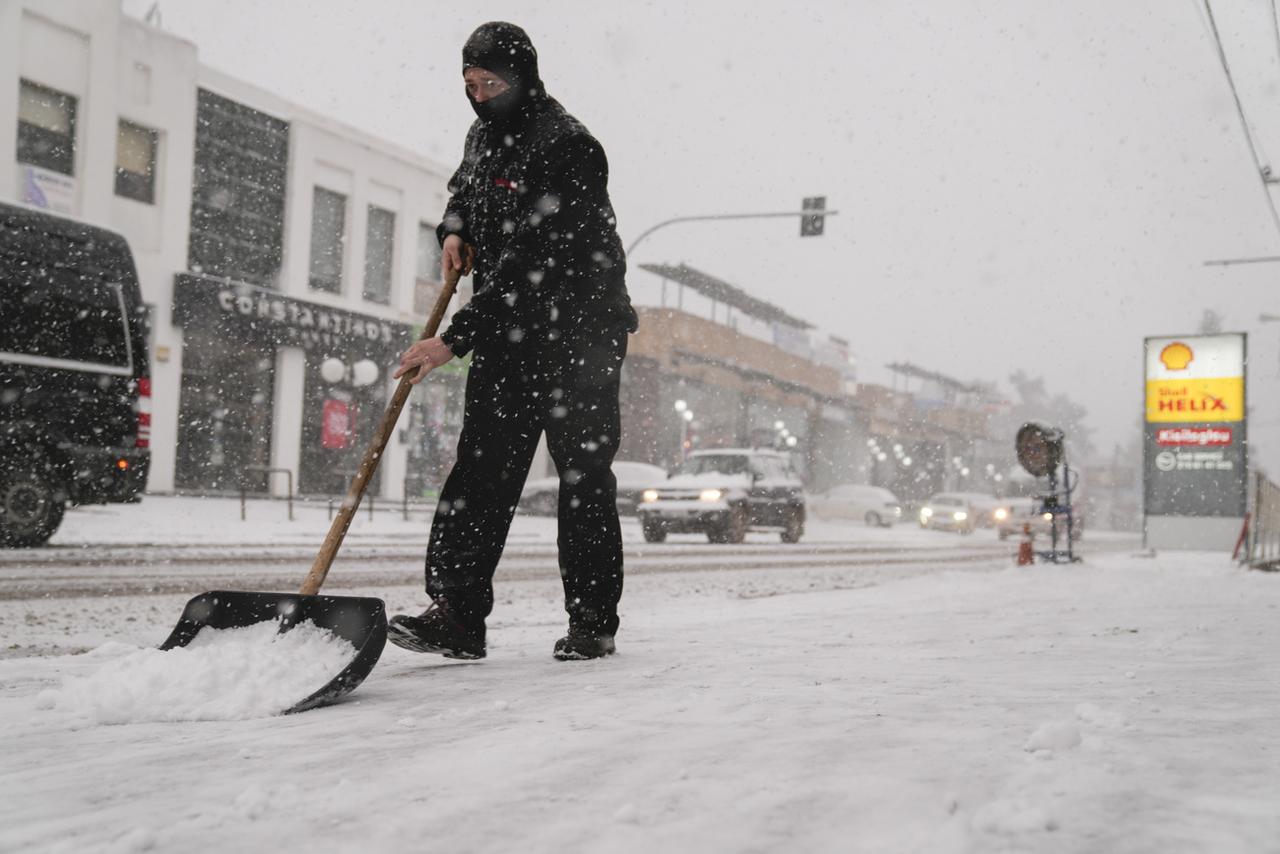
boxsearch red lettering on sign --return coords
[1155,427,1233,447]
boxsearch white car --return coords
[995,497,1054,540]
[518,460,669,516]
[952,492,1006,528]
[809,484,903,527]
[918,493,977,534]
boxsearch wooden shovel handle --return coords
[299,248,473,596]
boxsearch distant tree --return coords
[1006,370,1095,460]
[1198,309,1223,335]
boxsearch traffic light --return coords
[800,196,826,237]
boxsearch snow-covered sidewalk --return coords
[1,551,1276,853]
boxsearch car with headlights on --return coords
[995,497,1084,541]
[809,484,903,527]
[637,449,805,544]
[917,493,977,534]
[519,460,669,516]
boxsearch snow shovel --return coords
[160,253,472,714]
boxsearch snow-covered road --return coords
[1,497,1275,852]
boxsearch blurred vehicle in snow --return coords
[949,492,1007,528]
[995,496,1085,542]
[637,449,805,544]
[0,202,151,547]
[519,460,668,516]
[917,493,978,534]
[994,497,1053,540]
[808,483,903,527]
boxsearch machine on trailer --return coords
[1015,422,1082,564]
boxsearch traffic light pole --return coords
[626,208,840,258]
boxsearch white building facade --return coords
[0,0,494,500]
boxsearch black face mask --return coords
[468,86,524,126]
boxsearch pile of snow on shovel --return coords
[36,620,356,723]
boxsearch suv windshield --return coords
[675,454,749,477]
[0,236,132,370]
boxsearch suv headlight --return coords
[953,511,968,521]
[699,489,723,502]
[920,507,933,518]
[642,489,659,503]
[994,508,1008,521]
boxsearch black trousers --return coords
[425,324,628,636]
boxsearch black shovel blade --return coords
[160,590,387,714]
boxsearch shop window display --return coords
[299,353,387,496]
[175,331,275,492]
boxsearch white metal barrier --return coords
[1244,473,1280,570]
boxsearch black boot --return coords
[553,627,616,661]
[388,600,486,660]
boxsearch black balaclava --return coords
[462,22,544,127]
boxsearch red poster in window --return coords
[321,398,353,449]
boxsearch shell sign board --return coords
[1143,333,1247,550]
[1145,336,1244,423]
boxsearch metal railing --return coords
[1243,472,1280,570]
[328,470,375,522]
[401,473,440,521]
[239,466,294,521]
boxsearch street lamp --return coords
[675,401,693,460]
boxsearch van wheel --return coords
[0,459,66,548]
[781,509,804,544]
[641,519,667,543]
[864,511,882,527]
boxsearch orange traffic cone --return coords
[1016,522,1035,566]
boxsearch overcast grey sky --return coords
[124,0,1279,470]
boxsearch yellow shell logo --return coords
[1159,342,1193,371]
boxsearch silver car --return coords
[809,484,903,527]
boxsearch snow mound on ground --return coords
[1024,719,1082,752]
[971,798,1058,834]
[35,620,356,723]
[1074,702,1126,729]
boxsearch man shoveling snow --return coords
[390,22,638,662]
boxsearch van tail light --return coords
[135,377,152,449]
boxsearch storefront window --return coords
[363,205,395,304]
[17,79,76,176]
[175,329,275,492]
[299,353,387,495]
[115,120,158,204]
[309,187,346,293]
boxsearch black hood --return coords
[462,22,546,128]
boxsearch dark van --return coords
[1,202,150,546]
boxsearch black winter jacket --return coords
[437,96,637,357]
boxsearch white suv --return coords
[637,449,805,544]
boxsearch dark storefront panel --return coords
[175,328,274,492]
[188,89,289,288]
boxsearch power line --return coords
[1202,0,1280,242]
